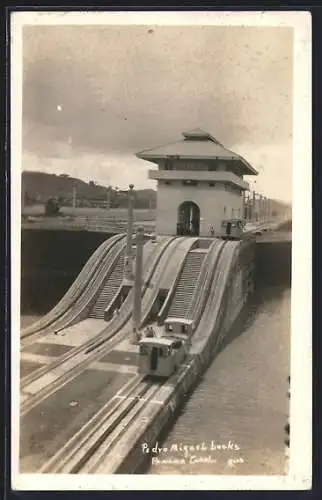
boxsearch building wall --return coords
[156,180,243,236]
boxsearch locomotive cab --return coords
[138,336,187,378]
[220,218,245,240]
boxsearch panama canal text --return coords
[141,440,243,463]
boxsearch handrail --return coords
[21,233,125,338]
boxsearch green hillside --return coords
[22,171,156,209]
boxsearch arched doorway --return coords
[177,201,200,236]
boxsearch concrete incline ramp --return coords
[20,236,178,409]
[21,233,126,341]
[82,241,251,474]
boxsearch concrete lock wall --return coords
[115,242,256,474]
[156,180,243,236]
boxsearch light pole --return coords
[106,187,111,209]
[124,184,134,281]
[252,191,256,223]
[259,194,263,223]
[246,191,251,222]
[72,181,77,209]
[242,190,247,221]
[131,226,145,345]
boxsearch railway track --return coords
[39,376,164,474]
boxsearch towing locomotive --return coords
[138,319,192,378]
[219,218,245,240]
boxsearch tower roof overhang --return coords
[136,128,258,176]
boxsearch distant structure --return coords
[137,128,258,237]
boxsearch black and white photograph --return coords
[11,11,311,490]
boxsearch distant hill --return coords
[22,171,156,209]
[21,170,291,216]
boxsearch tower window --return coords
[224,206,226,214]
[165,181,172,185]
[209,182,215,187]
[182,180,198,186]
[164,160,173,170]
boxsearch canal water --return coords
[147,285,290,476]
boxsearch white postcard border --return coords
[10,10,312,491]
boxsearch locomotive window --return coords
[159,347,169,357]
[140,345,149,356]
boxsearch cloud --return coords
[21,24,293,200]
[23,150,156,190]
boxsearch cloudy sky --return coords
[22,24,293,201]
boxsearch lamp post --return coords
[246,191,251,222]
[259,194,263,223]
[131,226,145,344]
[72,181,77,209]
[252,191,256,223]
[106,187,111,210]
[124,184,134,281]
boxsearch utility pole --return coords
[72,182,77,209]
[262,196,265,222]
[106,187,111,209]
[22,185,25,211]
[246,192,251,222]
[242,190,246,221]
[124,184,134,281]
[259,194,263,223]
[131,226,145,345]
[252,191,256,223]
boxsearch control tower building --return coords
[137,128,258,237]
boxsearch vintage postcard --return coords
[11,11,311,490]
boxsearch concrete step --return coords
[168,251,206,318]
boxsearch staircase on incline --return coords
[88,250,125,319]
[167,249,207,319]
